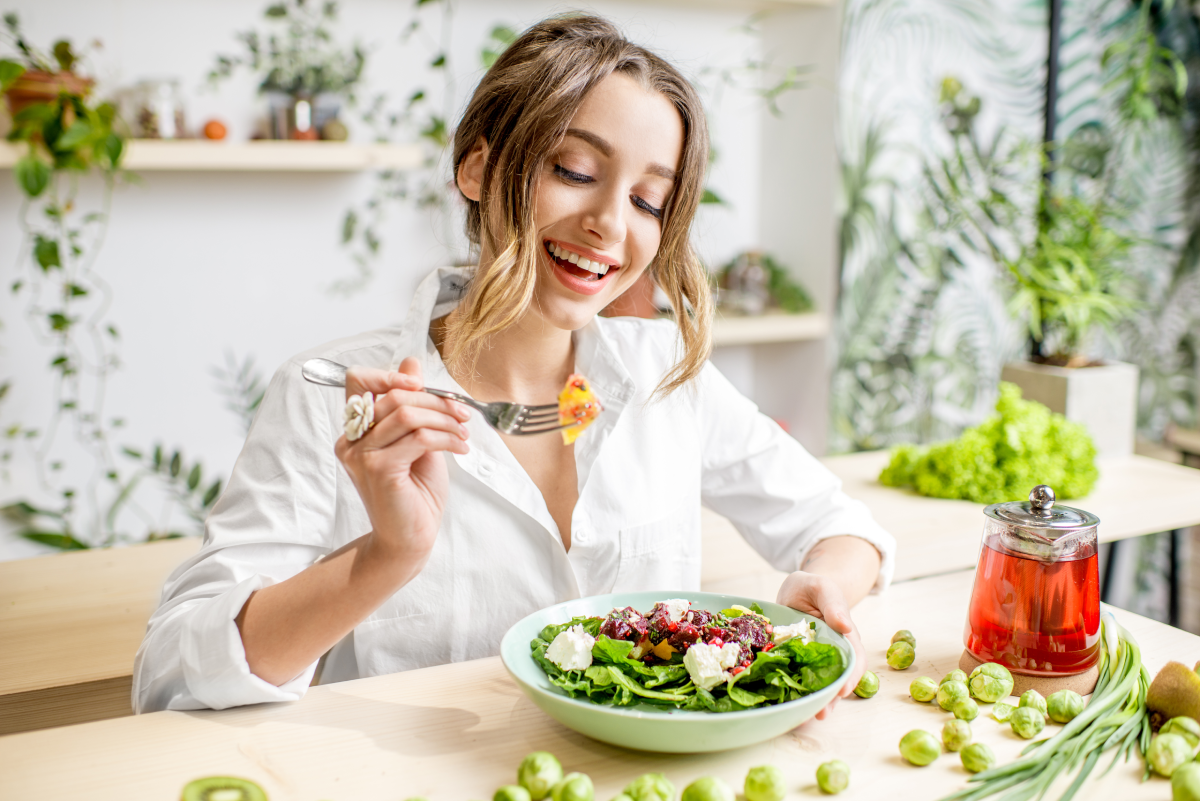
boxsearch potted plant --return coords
[208,0,365,140]
[1000,192,1140,457]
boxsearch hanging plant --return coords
[1,15,222,551]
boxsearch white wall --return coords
[0,0,783,558]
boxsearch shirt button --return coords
[478,460,494,477]
[575,526,587,542]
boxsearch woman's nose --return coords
[581,186,627,246]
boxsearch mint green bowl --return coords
[499,591,855,753]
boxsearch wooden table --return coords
[2,569,1196,801]
[0,536,201,734]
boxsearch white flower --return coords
[546,625,596,671]
[683,642,743,690]
[344,392,375,441]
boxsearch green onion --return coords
[938,616,1148,801]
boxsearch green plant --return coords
[1006,193,1137,364]
[879,382,1097,503]
[208,0,365,99]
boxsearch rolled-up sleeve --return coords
[132,358,341,712]
[696,362,896,592]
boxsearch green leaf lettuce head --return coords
[878,383,1097,503]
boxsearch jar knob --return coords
[1029,485,1056,516]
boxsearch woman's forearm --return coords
[799,535,882,607]
[235,534,425,686]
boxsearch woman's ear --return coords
[456,136,489,201]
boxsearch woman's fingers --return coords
[344,364,421,400]
[356,402,469,450]
[373,387,471,424]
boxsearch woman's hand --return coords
[334,357,471,572]
[776,570,867,721]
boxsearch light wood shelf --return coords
[0,140,422,172]
[711,310,829,347]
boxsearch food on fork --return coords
[557,374,603,445]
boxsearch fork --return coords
[300,358,582,436]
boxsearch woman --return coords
[133,14,894,717]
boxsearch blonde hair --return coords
[444,13,712,399]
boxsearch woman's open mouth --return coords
[544,240,619,296]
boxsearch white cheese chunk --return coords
[772,622,816,645]
[662,598,691,624]
[683,642,743,690]
[546,625,596,671]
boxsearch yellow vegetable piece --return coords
[651,639,677,660]
[558,373,603,445]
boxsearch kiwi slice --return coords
[1147,661,1200,722]
[180,776,268,801]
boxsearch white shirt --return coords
[132,266,896,713]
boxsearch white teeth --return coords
[546,242,611,277]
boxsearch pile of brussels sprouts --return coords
[441,751,855,801]
[849,629,1091,776]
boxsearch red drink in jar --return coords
[964,485,1101,676]
[964,542,1100,674]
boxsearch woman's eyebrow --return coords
[565,128,677,181]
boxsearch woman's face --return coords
[531,71,685,332]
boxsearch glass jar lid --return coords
[984,485,1099,537]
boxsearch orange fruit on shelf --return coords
[202,119,227,141]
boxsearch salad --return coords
[530,599,846,712]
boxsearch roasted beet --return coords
[728,615,770,651]
[686,609,716,628]
[599,606,648,642]
[666,622,702,651]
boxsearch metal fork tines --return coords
[301,358,583,436]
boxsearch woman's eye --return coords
[554,164,592,184]
[633,196,664,220]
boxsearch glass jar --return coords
[132,79,185,139]
[963,485,1101,675]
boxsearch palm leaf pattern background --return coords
[834,0,1200,452]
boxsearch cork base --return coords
[959,650,1100,697]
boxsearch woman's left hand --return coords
[776,570,866,721]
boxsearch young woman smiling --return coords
[133,15,894,721]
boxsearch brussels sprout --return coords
[1010,707,1046,740]
[960,743,996,774]
[497,787,533,801]
[681,777,734,801]
[519,752,565,801]
[1162,718,1200,752]
[1173,762,1200,801]
[910,676,938,703]
[991,702,1016,723]
[551,773,594,801]
[887,641,915,670]
[1046,690,1084,724]
[743,766,785,801]
[815,761,849,795]
[899,730,940,766]
[854,671,880,699]
[940,669,968,686]
[891,630,916,649]
[1151,734,1194,777]
[942,719,972,752]
[1018,690,1048,719]
[937,680,969,711]
[952,698,979,722]
[625,774,676,801]
[968,663,1014,703]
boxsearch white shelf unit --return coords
[711,311,829,347]
[0,140,422,172]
